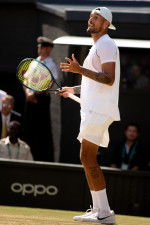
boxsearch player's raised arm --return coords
[60,54,115,86]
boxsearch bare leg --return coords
[73,139,113,222]
[80,139,105,191]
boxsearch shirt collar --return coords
[5,137,11,145]
[2,114,11,124]
[43,57,50,64]
[95,34,109,46]
[37,56,50,64]
[4,137,20,145]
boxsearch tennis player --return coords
[59,7,120,224]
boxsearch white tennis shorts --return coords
[77,110,114,147]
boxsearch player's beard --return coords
[87,18,105,34]
[87,25,102,34]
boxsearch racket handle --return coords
[68,93,81,104]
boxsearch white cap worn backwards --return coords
[91,7,116,30]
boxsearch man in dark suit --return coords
[0,95,22,139]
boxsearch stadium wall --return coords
[0,159,150,217]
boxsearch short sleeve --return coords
[50,63,58,80]
[97,40,117,64]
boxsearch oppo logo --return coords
[11,183,58,197]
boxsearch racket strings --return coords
[17,59,53,91]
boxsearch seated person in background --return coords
[0,121,33,160]
[110,123,148,171]
[0,95,22,139]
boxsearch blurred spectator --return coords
[120,54,131,89]
[134,73,150,89]
[0,95,22,139]
[0,121,33,160]
[128,65,141,88]
[23,36,58,162]
[110,123,148,171]
[120,53,150,89]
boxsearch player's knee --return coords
[80,151,90,166]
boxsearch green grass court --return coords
[0,206,150,225]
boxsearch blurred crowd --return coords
[0,36,58,163]
[120,54,150,89]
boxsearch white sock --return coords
[95,188,111,215]
[90,190,99,210]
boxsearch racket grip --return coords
[68,93,81,104]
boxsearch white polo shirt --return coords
[80,34,120,121]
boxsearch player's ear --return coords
[104,20,109,29]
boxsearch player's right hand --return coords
[55,87,75,98]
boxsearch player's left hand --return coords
[60,54,82,74]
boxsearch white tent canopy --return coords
[54,36,150,49]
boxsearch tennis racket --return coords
[16,58,81,104]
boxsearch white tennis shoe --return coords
[81,210,116,224]
[73,207,98,221]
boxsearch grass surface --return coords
[0,206,150,225]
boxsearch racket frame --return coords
[16,58,81,104]
[16,58,62,92]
